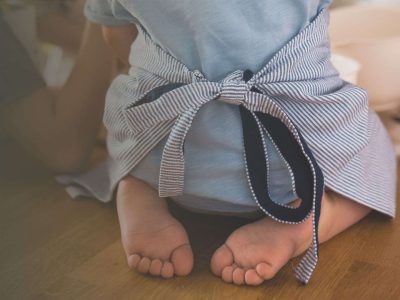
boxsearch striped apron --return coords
[58,8,397,284]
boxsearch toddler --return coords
[61,0,397,286]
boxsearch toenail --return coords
[138,257,151,273]
[149,259,163,275]
[245,269,264,286]
[222,266,234,283]
[256,262,274,280]
[161,262,174,279]
[128,254,141,269]
[232,268,245,285]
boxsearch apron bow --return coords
[122,69,324,284]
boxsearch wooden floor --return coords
[0,142,399,300]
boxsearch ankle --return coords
[117,176,169,213]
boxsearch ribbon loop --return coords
[159,107,200,197]
[123,81,220,134]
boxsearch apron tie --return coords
[123,68,324,284]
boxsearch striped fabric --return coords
[58,7,397,283]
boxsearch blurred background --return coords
[1,0,86,86]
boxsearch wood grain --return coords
[0,142,399,300]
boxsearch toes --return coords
[149,259,163,276]
[232,267,245,285]
[245,269,264,286]
[171,244,194,276]
[137,257,151,274]
[256,262,276,280]
[126,244,193,278]
[222,265,266,286]
[161,261,174,279]
[127,254,141,269]
[221,265,235,283]
[132,257,175,278]
[210,244,234,276]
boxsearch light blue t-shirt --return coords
[84,0,332,212]
[86,0,331,81]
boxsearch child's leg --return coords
[210,191,372,286]
[117,175,193,278]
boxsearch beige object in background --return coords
[331,54,361,85]
[329,4,400,112]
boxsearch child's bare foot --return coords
[210,191,372,286]
[117,176,193,278]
